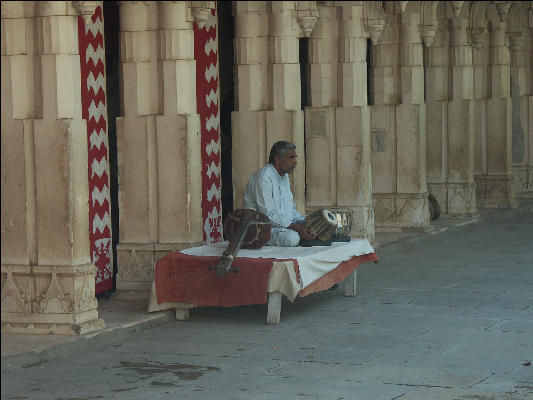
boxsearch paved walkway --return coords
[2,199,533,399]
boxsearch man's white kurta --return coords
[243,164,304,235]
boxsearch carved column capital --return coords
[508,31,525,51]
[296,15,318,37]
[421,27,436,47]
[72,1,100,24]
[469,28,487,49]
[451,1,464,17]
[367,23,384,45]
[189,1,215,29]
[294,1,319,38]
[400,1,408,13]
[494,1,511,22]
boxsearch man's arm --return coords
[288,222,316,240]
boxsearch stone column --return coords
[233,2,307,213]
[305,5,338,209]
[371,8,401,231]
[446,17,477,216]
[510,30,532,194]
[1,1,104,334]
[268,2,306,213]
[372,7,429,232]
[476,18,515,208]
[334,3,374,240]
[115,1,202,297]
[394,11,430,229]
[472,27,489,203]
[232,1,269,209]
[426,16,450,214]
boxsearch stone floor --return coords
[2,198,532,400]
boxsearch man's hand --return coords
[288,223,316,240]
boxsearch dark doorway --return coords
[218,1,235,225]
[102,2,120,295]
[366,38,374,106]
[299,37,309,110]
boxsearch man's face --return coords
[275,149,298,175]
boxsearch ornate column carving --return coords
[72,1,99,24]
[364,1,385,45]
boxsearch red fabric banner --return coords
[78,8,113,294]
[194,8,223,244]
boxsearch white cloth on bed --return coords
[181,239,375,288]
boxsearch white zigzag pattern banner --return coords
[204,37,217,56]
[205,138,220,156]
[90,128,106,150]
[88,100,107,122]
[86,19,103,37]
[87,72,105,94]
[92,212,111,234]
[206,183,221,202]
[205,89,218,107]
[92,185,110,207]
[86,43,104,65]
[204,63,217,82]
[91,158,108,178]
[203,205,222,244]
[204,12,217,31]
[205,112,219,132]
[206,161,220,179]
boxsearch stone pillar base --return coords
[428,182,478,218]
[512,166,533,195]
[1,264,104,335]
[475,175,517,208]
[116,242,202,299]
[373,193,430,232]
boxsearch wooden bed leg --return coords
[344,270,357,297]
[266,292,282,325]
[175,308,190,321]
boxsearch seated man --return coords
[243,141,316,247]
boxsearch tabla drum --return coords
[223,208,271,249]
[328,208,355,237]
[304,209,338,241]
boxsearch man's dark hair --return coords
[268,141,296,164]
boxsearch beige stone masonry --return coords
[372,6,430,231]
[475,10,516,208]
[1,3,104,333]
[509,5,532,195]
[427,13,477,218]
[116,1,203,297]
